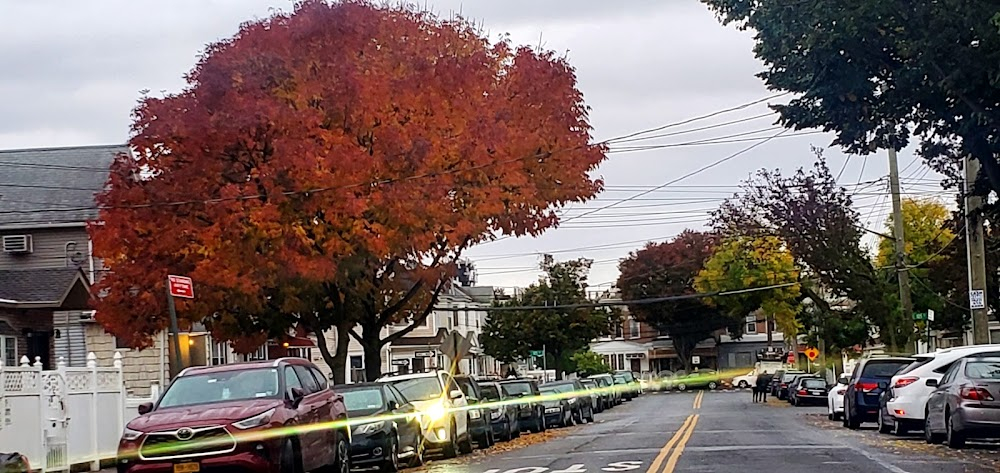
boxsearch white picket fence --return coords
[0,353,159,472]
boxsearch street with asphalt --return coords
[408,391,1000,473]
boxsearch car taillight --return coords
[798,389,807,395]
[960,387,995,401]
[856,382,879,393]
[780,383,787,388]
[893,377,919,389]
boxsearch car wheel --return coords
[946,412,966,449]
[572,409,583,425]
[512,418,521,439]
[677,383,687,391]
[925,411,944,444]
[877,412,892,434]
[409,432,425,467]
[442,421,459,459]
[708,381,718,390]
[459,426,474,455]
[738,380,749,389]
[586,406,595,423]
[279,438,301,473]
[846,409,861,430]
[382,435,399,472]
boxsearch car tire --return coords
[279,438,301,473]
[738,381,749,389]
[677,383,687,391]
[925,412,944,444]
[586,406,595,423]
[459,428,474,455]
[572,409,583,425]
[708,381,718,390]
[442,421,459,459]
[877,412,892,434]
[946,413,966,449]
[846,409,861,430]
[382,435,400,472]
[409,432,425,467]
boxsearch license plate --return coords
[174,463,200,473]
[810,391,822,395]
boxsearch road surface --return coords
[412,390,1000,473]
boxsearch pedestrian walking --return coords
[751,383,760,402]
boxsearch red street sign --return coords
[786,352,796,363]
[167,275,195,299]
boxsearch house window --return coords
[114,336,131,350]
[244,345,268,362]
[745,315,757,334]
[211,342,230,365]
[629,319,640,339]
[616,354,625,370]
[350,355,365,383]
[287,347,311,359]
[464,311,469,327]
[614,322,624,339]
[1,336,15,366]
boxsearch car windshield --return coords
[480,385,501,401]
[158,368,279,408]
[581,381,596,389]
[389,377,443,401]
[897,357,935,375]
[544,383,576,394]
[454,378,478,399]
[614,376,627,383]
[965,361,1000,379]
[801,379,826,389]
[502,382,532,396]
[781,373,803,382]
[342,388,385,417]
[861,361,910,378]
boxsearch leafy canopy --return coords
[90,0,606,354]
[695,235,801,339]
[481,257,614,379]
[617,231,736,372]
[701,0,1000,195]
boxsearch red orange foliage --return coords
[90,0,606,351]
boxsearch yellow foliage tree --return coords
[695,235,801,340]
[877,198,955,268]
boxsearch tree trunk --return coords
[362,340,382,382]
[551,349,563,380]
[331,320,352,385]
[673,336,697,373]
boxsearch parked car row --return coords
[821,345,1000,450]
[115,359,644,473]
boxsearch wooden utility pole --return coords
[888,148,914,347]
[964,155,990,344]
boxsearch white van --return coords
[880,344,1000,434]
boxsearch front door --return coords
[27,330,51,369]
[630,358,641,373]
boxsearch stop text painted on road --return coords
[481,461,643,473]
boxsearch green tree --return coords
[695,235,801,341]
[481,257,614,379]
[570,350,611,377]
[701,0,1000,196]
[712,158,887,352]
[617,231,739,372]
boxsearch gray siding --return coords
[0,227,92,273]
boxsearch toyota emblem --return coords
[175,428,195,441]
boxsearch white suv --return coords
[378,370,472,458]
[880,344,1000,434]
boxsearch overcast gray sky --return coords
[0,0,947,290]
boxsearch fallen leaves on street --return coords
[405,427,575,473]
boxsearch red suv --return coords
[117,358,349,473]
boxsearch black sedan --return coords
[339,382,424,471]
[452,375,495,449]
[500,379,546,433]
[790,377,828,406]
[478,381,520,441]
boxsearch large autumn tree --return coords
[481,257,615,379]
[90,0,606,383]
[617,231,737,373]
[695,235,801,342]
[713,159,884,352]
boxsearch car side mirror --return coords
[450,389,463,400]
[289,387,306,408]
[926,379,939,387]
[137,402,154,415]
[387,400,399,411]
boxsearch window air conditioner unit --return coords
[2,235,32,254]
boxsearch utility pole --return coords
[964,155,990,344]
[888,148,914,349]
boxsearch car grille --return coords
[140,426,237,460]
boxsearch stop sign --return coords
[786,351,796,363]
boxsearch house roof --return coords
[0,268,92,309]
[392,327,448,347]
[0,144,125,228]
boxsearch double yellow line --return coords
[645,414,700,473]
[692,390,704,409]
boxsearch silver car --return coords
[925,356,1000,448]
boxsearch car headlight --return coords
[354,421,385,435]
[469,408,482,420]
[568,398,577,405]
[233,408,276,430]
[425,402,447,422]
[122,426,143,441]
